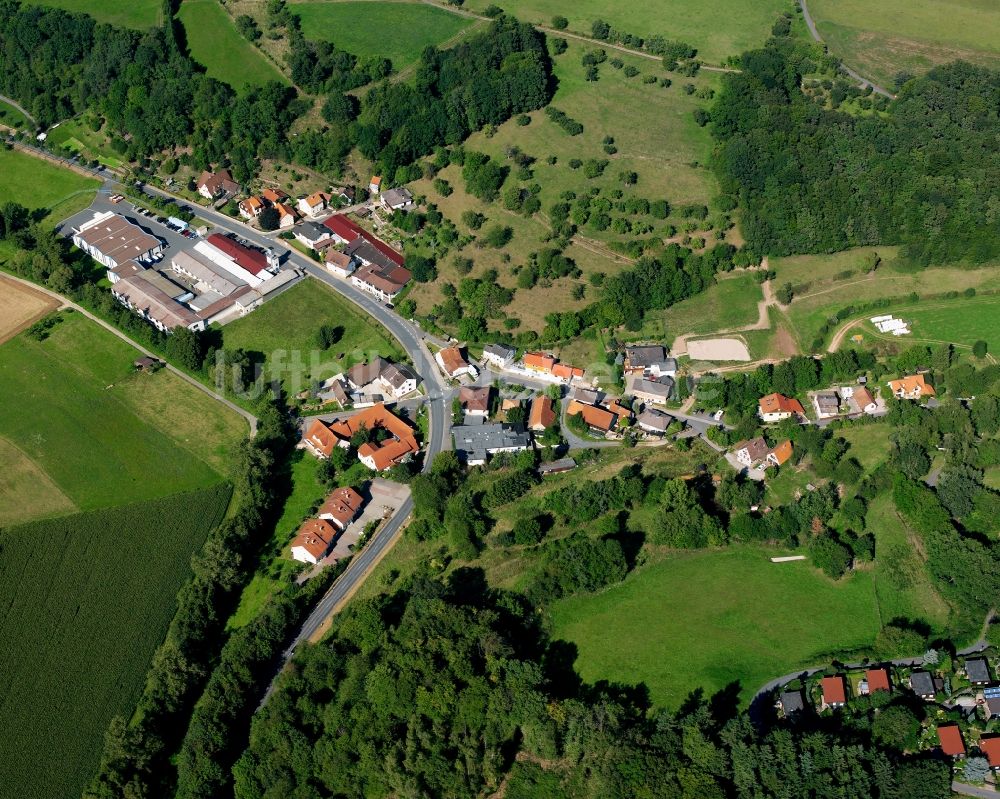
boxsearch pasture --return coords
[0,276,59,345]
[293,1,478,70]
[221,278,405,396]
[0,147,99,219]
[643,272,762,343]
[0,311,244,522]
[809,0,1000,87]
[0,484,231,799]
[23,0,162,28]
[461,0,786,65]
[548,546,881,707]
[179,0,288,91]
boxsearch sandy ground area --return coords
[686,337,752,361]
[0,276,60,344]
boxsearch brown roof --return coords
[459,386,490,413]
[524,352,557,372]
[197,168,238,196]
[438,346,469,376]
[854,387,876,408]
[734,437,770,463]
[821,675,847,705]
[76,213,161,265]
[865,668,891,692]
[291,518,337,560]
[302,191,329,209]
[980,736,1000,767]
[353,262,410,296]
[768,440,793,466]
[937,724,965,756]
[603,400,632,420]
[567,400,616,432]
[759,393,805,416]
[325,249,354,269]
[319,486,365,528]
[529,396,556,430]
[346,357,388,388]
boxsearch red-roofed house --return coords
[567,400,616,433]
[435,346,477,379]
[317,486,365,530]
[820,676,847,708]
[204,234,270,275]
[552,362,585,381]
[523,352,557,373]
[765,440,793,468]
[529,396,556,431]
[197,168,240,200]
[865,668,891,693]
[937,724,965,758]
[758,393,805,423]
[290,518,338,564]
[261,188,289,205]
[888,374,935,400]
[301,418,345,459]
[324,213,365,244]
[979,736,1000,770]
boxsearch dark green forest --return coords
[711,38,1000,265]
[235,574,950,799]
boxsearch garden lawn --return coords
[548,546,881,707]
[179,0,288,91]
[0,147,98,219]
[838,424,891,471]
[0,311,243,520]
[221,278,405,396]
[293,1,477,70]
[809,0,1000,88]
[47,118,127,171]
[0,99,31,129]
[23,0,161,28]
[461,0,786,65]
[902,295,1000,354]
[0,485,231,799]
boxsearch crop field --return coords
[0,276,59,344]
[222,278,405,396]
[809,0,1000,87]
[404,39,725,332]
[548,546,881,707]
[0,437,76,527]
[0,147,99,218]
[293,1,478,70]
[460,0,786,65]
[0,484,231,799]
[0,311,243,521]
[179,0,288,91]
[23,0,162,28]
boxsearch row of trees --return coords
[711,36,1000,264]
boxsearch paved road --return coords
[954,781,1000,798]
[0,270,258,435]
[0,93,37,127]
[798,0,895,99]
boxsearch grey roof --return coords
[381,187,413,206]
[814,391,840,411]
[483,342,516,361]
[632,377,674,399]
[570,387,600,405]
[637,408,672,432]
[298,221,330,242]
[625,345,666,368]
[651,357,678,373]
[538,458,576,475]
[346,357,388,389]
[779,690,805,714]
[346,238,398,272]
[452,422,531,461]
[966,658,991,683]
[381,362,417,390]
[910,671,936,696]
[171,249,245,296]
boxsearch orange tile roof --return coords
[261,188,288,204]
[438,346,469,376]
[552,362,584,379]
[524,352,557,372]
[866,668,891,692]
[759,393,805,416]
[303,418,340,458]
[291,518,337,560]
[768,440,793,466]
[567,400,616,432]
[240,196,264,212]
[980,736,1000,767]
[370,175,382,187]
[304,191,328,208]
[319,486,364,528]
[888,374,935,397]
[821,675,847,705]
[854,387,876,408]
[604,400,632,419]
[328,403,419,471]
[529,396,556,429]
[937,724,965,756]
[274,201,297,220]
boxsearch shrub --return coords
[551,15,568,29]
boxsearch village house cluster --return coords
[290,486,366,565]
[300,402,419,472]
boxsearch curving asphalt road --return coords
[798,0,895,99]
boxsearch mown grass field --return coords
[405,38,723,332]
[222,278,405,396]
[639,272,762,343]
[47,118,127,170]
[460,0,786,65]
[23,0,162,28]
[0,485,231,799]
[179,0,288,91]
[548,546,881,707]
[293,1,478,70]
[809,0,1000,87]
[0,147,99,219]
[0,311,245,522]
